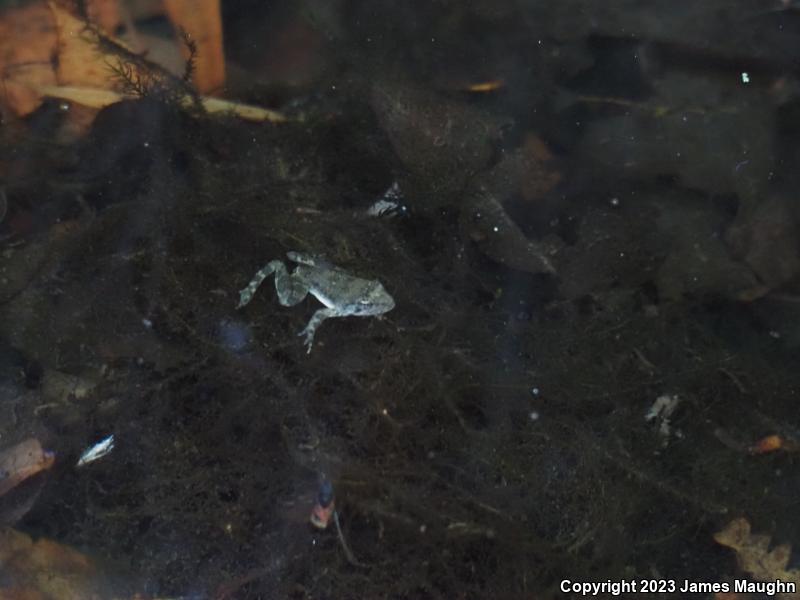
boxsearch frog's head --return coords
[355,281,395,315]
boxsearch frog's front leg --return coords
[298,307,340,353]
[273,265,310,307]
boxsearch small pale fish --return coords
[76,435,115,467]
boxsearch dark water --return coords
[1,1,800,598]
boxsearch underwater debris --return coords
[715,517,800,597]
[76,434,115,467]
[0,438,55,498]
[749,434,800,455]
[366,181,408,218]
[645,394,682,442]
[464,79,505,93]
[0,527,110,598]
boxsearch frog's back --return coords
[304,267,373,305]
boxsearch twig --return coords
[333,510,369,568]
[177,27,198,84]
[718,367,749,394]
[632,347,656,373]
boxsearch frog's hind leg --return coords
[237,260,286,309]
[298,307,339,353]
[273,264,309,307]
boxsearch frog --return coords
[236,251,395,352]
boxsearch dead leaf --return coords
[48,1,137,89]
[460,185,559,275]
[163,0,225,94]
[0,1,136,117]
[51,0,122,35]
[490,133,562,203]
[465,80,505,93]
[128,0,165,21]
[727,196,800,301]
[84,0,123,34]
[0,527,105,599]
[30,85,121,109]
[749,434,800,455]
[2,2,280,126]
[0,2,59,115]
[258,18,325,86]
[750,434,784,454]
[370,81,505,201]
[714,517,800,599]
[0,439,55,498]
[0,527,175,598]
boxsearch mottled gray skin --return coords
[237,252,395,352]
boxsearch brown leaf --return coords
[163,0,225,94]
[0,439,55,498]
[749,434,800,455]
[0,1,135,118]
[460,185,559,275]
[0,2,59,115]
[370,81,505,201]
[714,518,800,599]
[750,434,785,454]
[84,0,123,35]
[486,133,562,203]
[727,196,800,300]
[0,527,104,599]
[51,0,122,35]
[48,1,136,89]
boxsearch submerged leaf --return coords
[0,439,54,498]
[714,518,800,598]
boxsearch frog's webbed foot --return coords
[297,308,338,353]
[298,327,315,354]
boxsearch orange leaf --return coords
[466,79,505,93]
[750,434,785,454]
[51,0,122,34]
[48,1,136,89]
[163,0,225,94]
[0,2,59,115]
[84,0,123,34]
